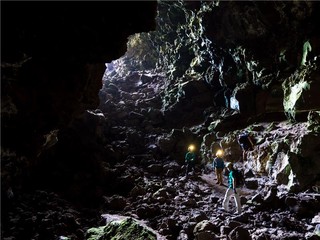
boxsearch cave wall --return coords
[151,1,320,122]
[2,0,320,195]
[1,1,158,189]
[2,3,320,238]
[99,1,320,189]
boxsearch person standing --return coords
[213,150,225,185]
[222,162,242,214]
[185,145,196,176]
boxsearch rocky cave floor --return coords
[3,1,320,239]
[2,69,320,239]
[2,153,320,240]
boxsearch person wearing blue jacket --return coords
[213,150,225,185]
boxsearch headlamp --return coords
[216,149,223,156]
[188,144,195,151]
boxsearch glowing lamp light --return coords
[188,144,195,151]
[216,149,223,156]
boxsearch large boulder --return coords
[86,216,162,240]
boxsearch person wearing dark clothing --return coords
[185,145,196,176]
[238,132,254,161]
[213,150,225,185]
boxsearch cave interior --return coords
[1,1,320,240]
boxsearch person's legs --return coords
[240,144,246,161]
[234,192,242,214]
[215,168,219,183]
[186,162,195,176]
[217,168,223,184]
[186,164,190,176]
[241,142,252,161]
[222,188,233,211]
[191,162,195,173]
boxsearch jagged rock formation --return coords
[2,1,320,240]
[100,0,320,186]
[1,1,158,239]
[86,214,165,240]
[1,1,157,159]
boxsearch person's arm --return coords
[237,136,241,145]
[248,135,254,148]
[232,172,237,193]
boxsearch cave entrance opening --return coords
[98,32,165,124]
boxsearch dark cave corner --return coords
[2,1,320,240]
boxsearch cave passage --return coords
[2,1,320,240]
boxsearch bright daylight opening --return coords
[98,32,166,128]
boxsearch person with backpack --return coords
[185,145,196,176]
[237,132,254,161]
[222,162,242,214]
[213,149,225,185]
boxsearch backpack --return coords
[238,134,249,144]
[233,169,245,187]
[214,157,224,169]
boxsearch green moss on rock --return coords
[86,217,157,240]
[86,226,107,240]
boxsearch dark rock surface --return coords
[2,1,320,240]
